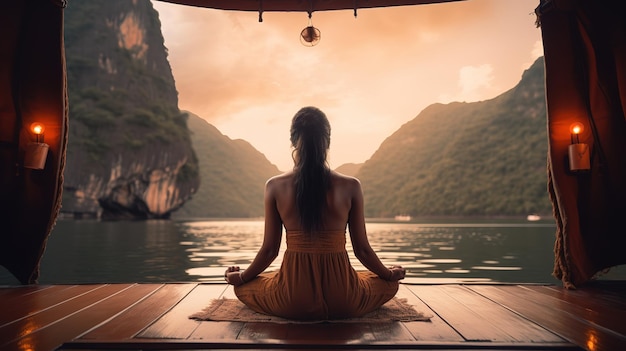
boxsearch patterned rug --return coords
[189,297,432,324]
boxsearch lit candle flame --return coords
[30,123,45,135]
[30,122,45,143]
[569,122,584,144]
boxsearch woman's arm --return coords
[348,178,405,281]
[226,178,283,286]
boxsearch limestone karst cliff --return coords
[62,0,199,219]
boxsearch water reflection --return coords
[37,219,193,283]
[178,220,558,284]
[1,218,616,285]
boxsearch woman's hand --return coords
[224,266,247,286]
[387,265,406,281]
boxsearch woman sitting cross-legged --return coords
[224,106,406,320]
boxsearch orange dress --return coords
[234,230,399,320]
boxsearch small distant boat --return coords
[527,214,541,221]
[394,215,411,221]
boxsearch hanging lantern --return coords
[300,12,321,47]
[301,26,321,46]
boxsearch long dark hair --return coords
[290,106,331,233]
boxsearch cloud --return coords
[531,39,544,59]
[436,64,496,104]
[458,64,495,101]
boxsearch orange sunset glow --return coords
[153,0,543,171]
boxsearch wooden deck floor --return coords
[1,282,624,351]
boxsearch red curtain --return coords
[538,0,626,288]
[0,0,68,284]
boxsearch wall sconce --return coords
[568,122,590,172]
[24,122,49,170]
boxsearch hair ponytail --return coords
[290,107,331,234]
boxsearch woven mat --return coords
[189,297,432,324]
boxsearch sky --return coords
[152,0,543,172]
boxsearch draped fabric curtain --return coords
[0,0,67,284]
[537,0,626,288]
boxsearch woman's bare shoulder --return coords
[330,170,361,188]
[266,171,294,189]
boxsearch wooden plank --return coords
[0,285,55,301]
[283,323,377,342]
[1,284,157,351]
[79,284,198,340]
[1,285,98,326]
[540,283,626,310]
[0,285,68,306]
[65,339,585,350]
[188,321,245,340]
[237,322,381,344]
[136,283,228,339]
[577,280,626,307]
[411,284,527,342]
[469,284,626,351]
[523,285,626,335]
[398,284,464,342]
[59,338,584,350]
[0,284,132,347]
[188,285,244,340]
[369,321,416,342]
[454,285,564,343]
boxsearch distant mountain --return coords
[335,163,363,177]
[357,57,550,218]
[173,113,281,218]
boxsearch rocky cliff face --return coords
[62,0,199,219]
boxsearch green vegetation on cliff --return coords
[65,1,190,162]
[357,57,550,217]
[173,113,281,218]
[62,0,199,218]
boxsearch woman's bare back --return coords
[269,170,357,232]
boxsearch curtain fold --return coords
[0,0,67,284]
[538,0,626,288]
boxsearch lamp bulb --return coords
[570,122,584,135]
[31,122,45,135]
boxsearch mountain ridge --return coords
[356,57,549,218]
[173,112,281,218]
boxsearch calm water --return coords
[1,218,625,285]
